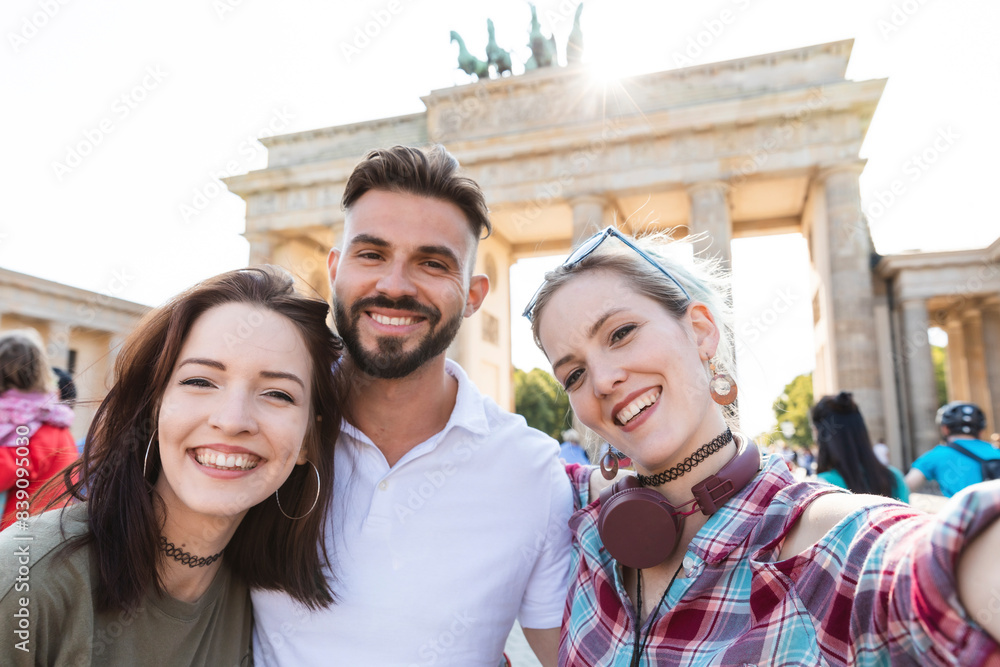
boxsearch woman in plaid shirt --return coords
[523,227,1000,666]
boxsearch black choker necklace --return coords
[159,536,224,568]
[636,428,733,487]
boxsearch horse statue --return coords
[566,3,584,65]
[525,4,558,70]
[450,30,489,80]
[486,19,512,76]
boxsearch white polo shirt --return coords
[252,360,573,667]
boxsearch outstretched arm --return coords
[958,515,1000,640]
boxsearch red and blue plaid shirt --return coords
[561,453,1000,666]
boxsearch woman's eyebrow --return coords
[259,371,305,388]
[551,308,626,372]
[178,358,304,388]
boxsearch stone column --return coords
[944,318,970,401]
[47,321,72,370]
[963,307,994,432]
[900,298,939,456]
[983,300,1000,435]
[817,163,884,443]
[569,195,611,245]
[686,181,732,268]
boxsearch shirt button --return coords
[378,481,388,491]
[683,555,696,571]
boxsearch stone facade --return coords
[877,238,1000,463]
[0,268,149,441]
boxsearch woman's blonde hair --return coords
[529,229,736,407]
[0,328,56,394]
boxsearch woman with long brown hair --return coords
[0,266,342,665]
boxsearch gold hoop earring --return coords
[276,460,321,520]
[709,360,738,405]
[143,430,157,480]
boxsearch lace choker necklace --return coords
[159,536,224,568]
[636,428,733,487]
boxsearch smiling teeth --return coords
[371,313,417,326]
[616,389,661,425]
[194,449,259,470]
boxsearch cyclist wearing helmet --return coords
[905,401,1000,496]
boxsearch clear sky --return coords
[4,0,998,436]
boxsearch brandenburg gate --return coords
[224,39,1000,466]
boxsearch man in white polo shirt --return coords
[252,145,572,667]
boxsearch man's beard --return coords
[333,294,463,379]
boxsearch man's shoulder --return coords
[480,402,558,447]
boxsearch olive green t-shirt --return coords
[0,505,253,666]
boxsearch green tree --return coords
[514,367,571,440]
[932,344,948,407]
[772,372,814,449]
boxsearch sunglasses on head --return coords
[522,226,692,321]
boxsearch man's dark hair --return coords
[341,145,492,240]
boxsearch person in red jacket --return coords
[0,329,77,530]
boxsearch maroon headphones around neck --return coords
[597,439,761,569]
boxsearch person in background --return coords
[811,392,909,502]
[905,401,1000,497]
[0,330,77,530]
[559,428,590,465]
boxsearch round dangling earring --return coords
[709,360,738,405]
[600,448,620,480]
[143,430,157,480]
[275,461,322,520]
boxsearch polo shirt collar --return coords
[340,358,490,453]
